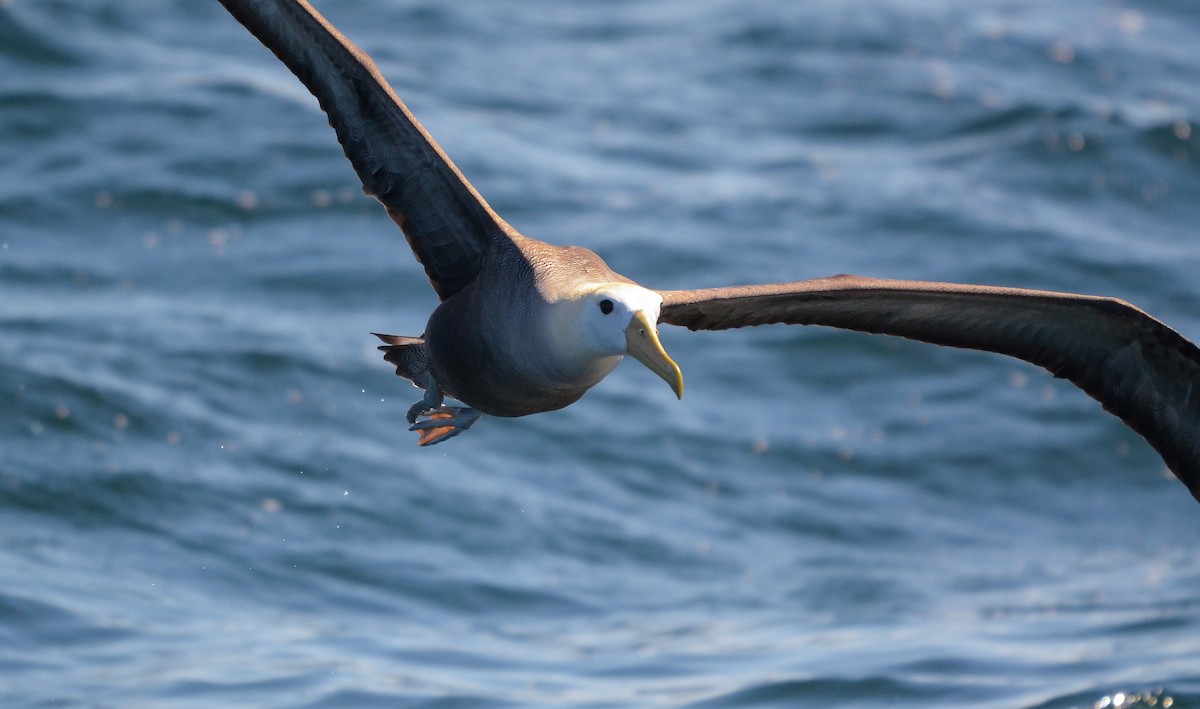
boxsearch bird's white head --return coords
[547,283,684,398]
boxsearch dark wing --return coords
[658,274,1200,502]
[218,0,513,300]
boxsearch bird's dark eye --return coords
[599,299,614,315]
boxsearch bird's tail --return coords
[372,333,432,390]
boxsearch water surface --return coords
[2,1,1200,706]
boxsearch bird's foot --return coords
[409,406,481,446]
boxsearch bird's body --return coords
[419,235,638,417]
[217,0,1200,503]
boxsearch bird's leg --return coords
[406,377,481,446]
[406,381,444,424]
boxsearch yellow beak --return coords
[625,310,684,400]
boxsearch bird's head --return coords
[553,283,684,399]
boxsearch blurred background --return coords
[2,0,1199,706]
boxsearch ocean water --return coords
[2,0,1200,706]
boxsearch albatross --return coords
[218,0,1200,503]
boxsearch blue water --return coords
[3,1,1200,706]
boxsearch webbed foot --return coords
[409,406,481,446]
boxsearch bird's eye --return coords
[599,299,614,315]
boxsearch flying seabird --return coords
[218,0,1200,503]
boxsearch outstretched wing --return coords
[658,274,1200,502]
[218,0,513,300]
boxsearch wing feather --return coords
[218,0,513,299]
[659,275,1200,501]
